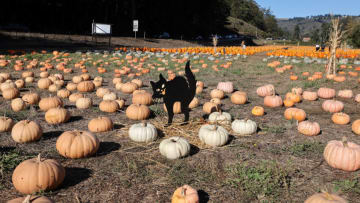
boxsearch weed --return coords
[287,141,324,158]
[226,160,291,201]
[333,178,360,194]
[260,124,286,134]
[0,150,32,177]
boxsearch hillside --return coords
[225,16,267,38]
[277,15,360,36]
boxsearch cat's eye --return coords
[161,84,165,88]
[156,89,160,91]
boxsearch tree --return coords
[293,24,301,40]
[311,29,320,43]
[320,22,330,44]
[349,24,360,48]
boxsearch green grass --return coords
[260,124,287,134]
[267,141,325,158]
[226,160,291,202]
[0,149,32,177]
[333,178,360,194]
[287,141,325,158]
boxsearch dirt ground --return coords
[1,37,360,203]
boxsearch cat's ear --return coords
[159,74,166,82]
[150,81,155,88]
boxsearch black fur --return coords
[150,61,196,126]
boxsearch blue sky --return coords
[256,0,360,18]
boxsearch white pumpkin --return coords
[103,92,117,101]
[76,98,93,109]
[231,119,257,135]
[208,111,232,125]
[159,137,190,160]
[198,124,229,147]
[129,122,157,143]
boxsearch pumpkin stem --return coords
[22,195,31,203]
[37,154,41,162]
[141,121,147,127]
[321,191,334,200]
[342,136,348,147]
[180,188,187,197]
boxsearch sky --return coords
[256,0,360,18]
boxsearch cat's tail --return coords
[185,60,196,98]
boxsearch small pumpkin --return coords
[203,102,219,114]
[198,124,229,147]
[355,94,360,103]
[121,82,138,94]
[11,98,25,112]
[0,116,14,132]
[45,108,70,124]
[57,89,71,99]
[302,91,318,101]
[210,98,221,105]
[338,89,353,99]
[164,102,182,114]
[48,84,61,92]
[304,192,347,203]
[99,100,119,113]
[284,108,306,122]
[283,99,295,107]
[88,117,113,132]
[7,195,55,203]
[24,77,35,83]
[129,122,158,143]
[256,84,275,97]
[115,99,125,109]
[217,81,233,93]
[352,120,360,135]
[285,92,301,103]
[12,154,65,194]
[56,131,99,159]
[231,119,257,135]
[39,97,63,111]
[77,81,95,92]
[103,92,117,101]
[96,88,111,98]
[317,87,336,99]
[291,87,303,95]
[159,137,190,160]
[208,111,232,125]
[22,92,40,105]
[210,89,225,99]
[72,75,83,83]
[322,100,344,113]
[2,87,19,100]
[189,97,199,109]
[15,79,25,88]
[324,137,360,172]
[11,120,42,143]
[66,82,78,91]
[76,97,92,109]
[126,104,150,120]
[264,95,283,107]
[230,91,247,104]
[1,81,16,92]
[37,78,52,89]
[332,112,350,125]
[69,93,84,103]
[131,78,143,87]
[132,91,153,106]
[251,106,264,116]
[113,78,122,85]
[297,121,320,136]
[171,185,199,203]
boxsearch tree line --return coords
[1,0,282,39]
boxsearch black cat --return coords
[150,61,196,126]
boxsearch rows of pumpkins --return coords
[0,68,359,202]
